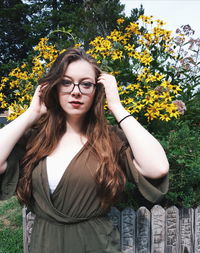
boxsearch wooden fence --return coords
[23,205,200,253]
[0,114,9,125]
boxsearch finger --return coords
[40,82,48,89]
[36,83,48,97]
[32,86,41,97]
[97,78,105,84]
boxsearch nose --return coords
[71,83,81,95]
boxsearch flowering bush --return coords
[0,38,59,120]
[0,15,185,122]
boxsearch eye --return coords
[61,79,72,86]
[80,82,94,89]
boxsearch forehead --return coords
[64,60,96,80]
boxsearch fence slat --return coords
[121,207,136,253]
[195,206,200,252]
[108,206,121,230]
[180,208,194,253]
[151,205,165,253]
[165,206,179,253]
[23,207,35,253]
[136,206,150,253]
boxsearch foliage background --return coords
[0,0,124,77]
[0,3,200,253]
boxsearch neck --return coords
[66,116,85,135]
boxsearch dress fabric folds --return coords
[0,125,169,253]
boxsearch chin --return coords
[64,110,87,117]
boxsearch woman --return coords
[0,48,169,253]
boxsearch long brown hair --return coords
[16,48,126,209]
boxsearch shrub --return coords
[0,15,183,123]
[158,121,200,207]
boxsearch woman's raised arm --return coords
[98,73,169,179]
[0,86,47,174]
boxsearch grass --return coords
[0,197,23,253]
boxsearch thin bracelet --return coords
[118,114,132,125]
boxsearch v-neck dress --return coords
[0,125,168,253]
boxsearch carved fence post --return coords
[22,207,35,253]
[108,206,121,251]
[165,206,179,252]
[22,208,28,253]
[121,207,136,253]
[136,206,150,253]
[151,205,166,253]
[108,207,121,230]
[195,206,200,252]
[180,208,194,253]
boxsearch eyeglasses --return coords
[60,79,96,95]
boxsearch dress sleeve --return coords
[111,125,169,203]
[0,131,30,200]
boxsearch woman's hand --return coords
[97,73,122,112]
[27,85,47,119]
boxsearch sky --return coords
[120,0,200,38]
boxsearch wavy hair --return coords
[16,48,126,209]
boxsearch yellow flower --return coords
[74,43,82,48]
[125,22,140,34]
[144,111,158,121]
[0,92,5,101]
[170,85,182,94]
[135,102,145,111]
[21,63,27,69]
[161,80,171,88]
[107,30,124,42]
[143,33,154,42]
[139,15,154,24]
[1,77,9,83]
[137,73,146,82]
[0,82,6,90]
[156,19,167,26]
[144,102,162,120]
[163,103,180,118]
[136,90,144,97]
[142,95,155,105]
[126,84,137,91]
[124,44,135,52]
[160,92,173,102]
[128,51,135,57]
[117,18,125,25]
[159,114,171,121]
[111,50,123,60]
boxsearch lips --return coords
[69,101,83,104]
[69,101,83,108]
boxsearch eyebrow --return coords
[63,75,95,82]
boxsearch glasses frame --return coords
[60,80,96,95]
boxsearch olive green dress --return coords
[0,126,168,253]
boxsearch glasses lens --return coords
[61,80,73,93]
[79,82,95,94]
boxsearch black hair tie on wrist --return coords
[118,114,132,125]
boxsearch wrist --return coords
[118,114,132,125]
[24,109,41,126]
[109,103,124,114]
[109,104,132,123]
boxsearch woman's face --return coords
[57,59,96,120]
